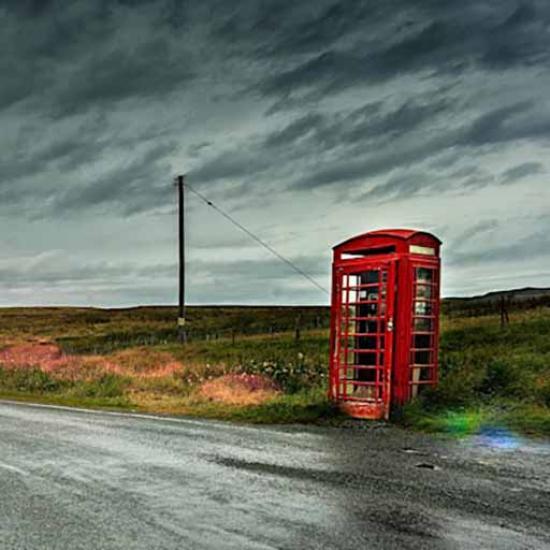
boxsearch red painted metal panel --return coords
[329,258,396,419]
[329,228,441,418]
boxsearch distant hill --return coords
[443,287,550,316]
[445,287,550,303]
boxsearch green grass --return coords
[164,331,330,393]
[400,402,550,438]
[0,391,132,411]
[401,308,550,436]
[0,367,131,409]
[0,387,337,424]
[0,305,328,353]
[172,388,341,424]
[0,305,548,434]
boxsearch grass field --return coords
[0,304,548,435]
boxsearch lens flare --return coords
[443,411,483,436]
[474,426,522,450]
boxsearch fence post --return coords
[295,314,302,341]
[500,296,510,329]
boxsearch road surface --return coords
[0,401,549,549]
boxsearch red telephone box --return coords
[329,229,441,420]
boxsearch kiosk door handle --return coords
[387,318,394,332]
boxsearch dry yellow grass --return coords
[199,373,280,405]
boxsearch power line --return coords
[184,181,329,296]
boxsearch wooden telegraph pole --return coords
[175,174,187,343]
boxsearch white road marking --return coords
[0,461,28,476]
[0,398,229,426]
[0,399,321,439]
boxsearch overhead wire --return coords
[183,181,329,296]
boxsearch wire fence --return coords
[442,294,550,318]
[57,313,331,355]
[55,294,550,355]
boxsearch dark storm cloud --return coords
[190,151,272,185]
[360,172,437,202]
[302,97,449,150]
[289,131,456,192]
[0,112,177,217]
[53,39,195,117]
[0,114,108,185]
[457,101,550,146]
[447,230,550,266]
[1,0,57,16]
[290,99,550,196]
[262,113,326,149]
[49,141,178,215]
[500,161,544,184]
[192,96,449,187]
[1,0,549,305]
[258,1,550,99]
[444,165,496,190]
[56,45,192,116]
[452,220,499,246]
[214,0,372,58]
[480,2,548,68]
[260,28,456,98]
[0,0,195,115]
[3,0,549,212]
[0,2,102,110]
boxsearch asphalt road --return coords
[0,401,549,550]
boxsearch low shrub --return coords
[0,365,128,400]
[71,373,129,398]
[241,355,326,393]
[0,365,63,393]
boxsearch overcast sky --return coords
[1,0,549,306]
